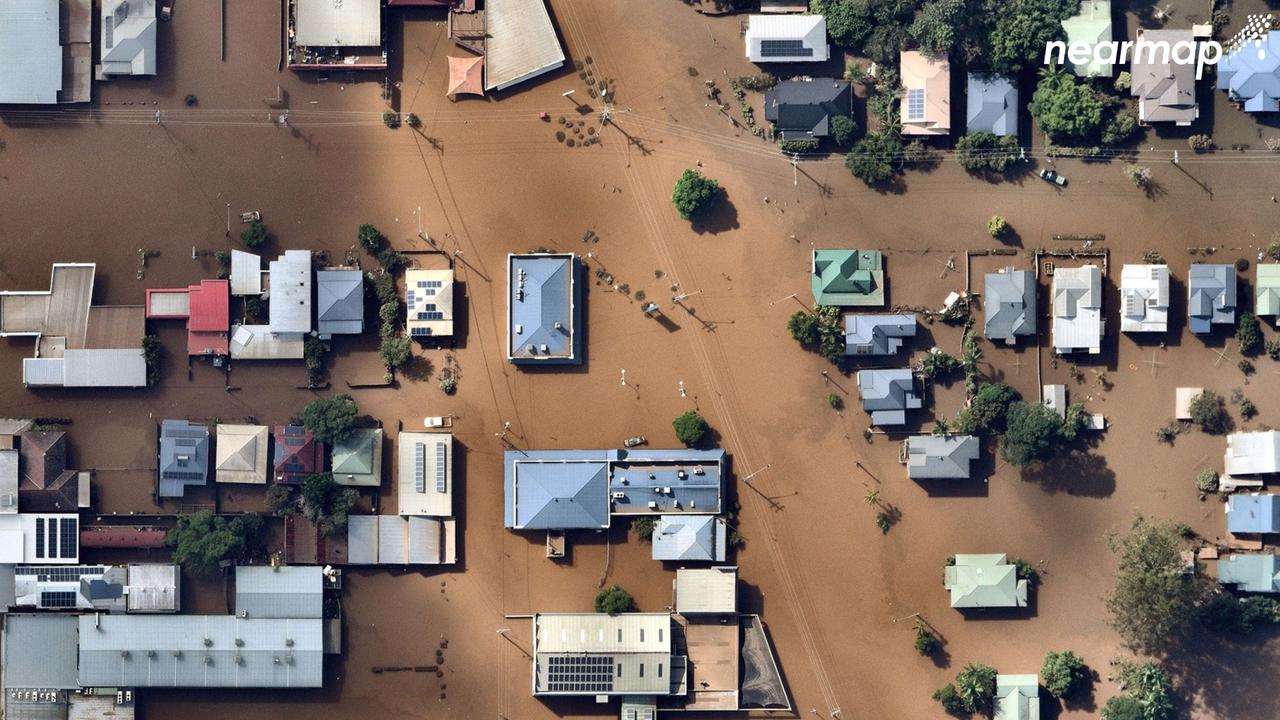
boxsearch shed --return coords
[674,566,738,615]
[235,566,323,619]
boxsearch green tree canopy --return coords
[673,411,709,447]
[301,472,358,536]
[787,311,820,345]
[379,336,412,370]
[165,510,267,576]
[983,0,1074,74]
[1106,516,1207,654]
[671,170,719,221]
[1041,650,1088,698]
[1189,390,1229,434]
[301,394,359,444]
[1029,71,1105,140]
[1237,312,1263,356]
[845,132,901,185]
[830,114,858,147]
[954,663,998,713]
[594,585,634,614]
[240,221,268,249]
[1000,401,1065,466]
[955,132,1021,173]
[910,0,967,55]
[953,382,1018,433]
[358,223,385,252]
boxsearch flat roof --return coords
[0,0,61,104]
[397,432,453,516]
[268,251,312,334]
[235,566,323,619]
[484,0,566,91]
[675,566,738,614]
[229,325,305,360]
[5,614,79,690]
[294,0,381,47]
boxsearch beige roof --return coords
[484,0,565,91]
[900,51,951,136]
[675,566,738,615]
[294,0,380,48]
[215,424,269,484]
[406,269,454,338]
[397,432,452,516]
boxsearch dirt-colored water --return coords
[3,1,1280,718]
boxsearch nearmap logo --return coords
[1044,38,1228,80]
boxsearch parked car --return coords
[623,436,647,448]
[1039,169,1067,187]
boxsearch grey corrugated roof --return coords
[905,435,980,479]
[652,515,726,562]
[508,254,579,364]
[763,79,852,140]
[504,451,611,529]
[1188,263,1236,334]
[5,614,79,689]
[1218,554,1280,593]
[844,314,916,355]
[856,369,921,426]
[235,566,323,619]
[316,269,364,336]
[0,0,62,104]
[78,615,323,688]
[1131,29,1198,123]
[158,420,209,498]
[965,73,1017,135]
[984,268,1036,343]
[100,0,157,76]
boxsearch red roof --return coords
[188,330,229,357]
[80,526,168,549]
[273,425,324,484]
[187,280,229,332]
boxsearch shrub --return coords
[1268,339,1280,360]
[377,248,407,273]
[1196,469,1219,493]
[921,349,961,380]
[1188,134,1214,152]
[1101,695,1145,720]
[301,394,359,444]
[779,138,819,154]
[379,301,399,328]
[1189,390,1229,434]
[787,311,820,345]
[1239,358,1255,375]
[955,132,1021,173]
[1155,423,1177,444]
[913,620,940,655]
[631,516,656,542]
[1114,71,1131,91]
[374,272,397,305]
[1013,557,1039,584]
[827,392,843,410]
[382,111,401,129]
[1241,398,1258,419]
[266,484,297,515]
[874,512,890,534]
[671,169,719,220]
[594,585,633,614]
[845,133,900,184]
[379,336,412,370]
[240,221,268,249]
[358,224,385,252]
[1101,112,1137,146]
[406,112,421,128]
[303,335,326,386]
[142,334,162,385]
[1123,163,1152,187]
[987,215,1009,238]
[1041,650,1088,698]
[1199,593,1280,633]
[673,411,709,447]
[831,114,857,146]
[932,683,966,713]
[1109,661,1174,720]
[1000,401,1065,466]
[1237,312,1263,356]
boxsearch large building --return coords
[744,15,829,63]
[507,253,581,364]
[100,0,157,77]
[235,566,323,619]
[0,513,79,564]
[533,613,684,697]
[1131,28,1199,125]
[984,268,1036,344]
[347,515,457,565]
[1051,265,1103,354]
[397,432,453,517]
[900,51,950,136]
[484,0,566,91]
[289,0,386,69]
[1119,264,1170,333]
[0,0,91,105]
[1187,263,1236,334]
[405,268,454,338]
[4,563,179,613]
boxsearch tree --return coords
[954,132,1021,173]
[165,510,267,576]
[1199,593,1280,633]
[301,394,359,444]
[358,224,385,252]
[1101,695,1145,720]
[301,473,358,536]
[377,248,407,273]
[1196,468,1220,493]
[932,683,966,713]
[954,663,998,713]
[594,585,634,614]
[1041,650,1088,698]
[240,221,268,249]
[913,620,940,655]
[1029,71,1104,140]
[673,411,709,447]
[671,169,719,221]
[1106,516,1207,653]
[1188,390,1229,434]
[303,335,326,386]
[811,0,873,49]
[787,311,820,345]
[830,114,858,147]
[987,215,1009,238]
[910,0,966,54]
[1123,163,1152,187]
[266,484,297,515]
[954,382,1018,433]
[379,336,412,370]
[1108,661,1174,720]
[921,349,961,380]
[1102,112,1137,146]
[1059,402,1089,441]
[1237,312,1263,356]
[984,0,1075,74]
[373,272,398,305]
[845,133,900,185]
[142,334,162,385]
[1001,401,1063,466]
[631,516,656,542]
[382,111,400,129]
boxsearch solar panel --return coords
[759,39,812,58]
[414,443,425,494]
[40,591,78,608]
[60,518,77,559]
[34,518,45,558]
[546,655,614,693]
[906,88,925,121]
[436,442,447,493]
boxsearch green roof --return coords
[1258,264,1280,317]
[331,428,382,486]
[944,553,1028,608]
[811,249,885,306]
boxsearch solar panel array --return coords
[31,517,78,560]
[760,39,812,58]
[414,443,425,494]
[436,442,447,493]
[40,591,78,608]
[545,655,615,693]
[906,88,925,121]
[61,518,76,559]
[18,565,106,582]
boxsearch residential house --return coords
[1187,263,1236,334]
[1217,31,1280,112]
[331,428,383,487]
[944,554,1028,608]
[900,51,950,136]
[17,431,88,512]
[144,279,232,356]
[508,253,581,364]
[763,78,852,141]
[406,268,455,338]
[100,0,157,76]
[984,268,1036,344]
[214,424,269,485]
[811,249,884,306]
[158,420,210,498]
[1131,29,1199,125]
[994,674,1041,720]
[1119,264,1170,333]
[856,369,922,426]
[844,314,916,355]
[966,73,1018,135]
[316,269,364,338]
[1061,0,1113,77]
[1225,431,1280,477]
[1051,265,1103,354]
[744,15,829,63]
[273,425,323,485]
[1218,554,1280,593]
[652,515,727,562]
[1257,264,1280,319]
[902,435,980,479]
[1227,494,1280,535]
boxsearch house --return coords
[1119,264,1170,333]
[214,424,269,485]
[945,554,1028,608]
[1217,31,1280,112]
[984,268,1036,344]
[406,268,454,338]
[100,0,157,77]
[900,51,950,136]
[994,674,1042,720]
[0,0,91,105]
[508,253,581,364]
[1131,29,1199,125]
[7,563,178,613]
[674,566,738,615]
[78,615,324,688]
[273,425,323,485]
[1227,494,1280,534]
[744,15,829,63]
[397,432,453,516]
[844,314,916,355]
[1051,265,1104,354]
[763,79,853,141]
[483,0,565,91]
[1225,431,1280,476]
[856,369,922,426]
[1218,554,1280,593]
[268,250,313,335]
[17,431,88,512]
[289,0,385,70]
[966,73,1018,135]
[902,435,980,479]
[234,565,323,619]
[1187,263,1237,334]
[346,514,457,565]
[1257,264,1280,319]
[811,249,884,306]
[1061,0,1113,77]
[504,449,724,530]
[0,514,79,563]
[316,269,364,338]
[652,515,728,562]
[331,428,383,487]
[158,420,210,498]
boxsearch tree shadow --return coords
[1020,450,1117,498]
[691,190,740,235]
[397,353,434,382]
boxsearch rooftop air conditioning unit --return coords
[677,470,686,479]
[515,324,523,334]
[694,467,705,475]
[611,491,626,499]
[662,487,671,494]
[539,344,549,352]
[647,501,658,509]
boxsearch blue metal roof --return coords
[508,254,580,364]
[1187,264,1236,334]
[652,515,726,562]
[1218,554,1280,593]
[609,449,723,515]
[1228,495,1280,534]
[158,420,210,498]
[1218,32,1280,112]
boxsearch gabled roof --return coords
[652,515,726,562]
[1131,29,1199,124]
[484,0,566,91]
[856,369,921,426]
[215,424,269,484]
[346,515,457,565]
[904,435,980,479]
[984,268,1036,343]
[1225,431,1280,476]
[273,425,322,485]
[966,73,1018,135]
[1119,264,1169,333]
[811,249,884,306]
[1218,554,1280,593]
[944,553,1028,608]
[331,428,382,487]
[844,314,916,355]
[1061,0,1113,77]
[1218,30,1280,112]
[900,51,950,136]
[1187,263,1236,334]
[763,79,852,140]
[158,420,209,498]
[1257,264,1280,317]
[316,269,364,337]
[508,254,580,363]
[994,674,1041,720]
[1051,265,1103,354]
[1227,494,1280,534]
[744,15,829,63]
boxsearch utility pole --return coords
[225,202,231,237]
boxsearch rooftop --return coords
[1131,28,1199,125]
[406,268,454,338]
[653,515,727,562]
[100,0,157,76]
[984,268,1036,344]
[944,553,1028,608]
[273,425,323,485]
[903,435,980,479]
[294,0,380,47]
[532,613,682,696]
[966,73,1018,135]
[994,674,1041,720]
[744,15,829,63]
[1188,263,1237,333]
[0,0,63,104]
[1061,0,1113,77]
[856,369,921,426]
[1217,30,1280,112]
[268,250,313,335]
[844,313,916,356]
[1227,494,1280,534]
[900,51,950,136]
[811,249,884,306]
[508,254,580,363]
[215,424,270,485]
[397,432,453,516]
[346,514,457,565]
[316,269,364,337]
[158,420,210,498]
[229,324,305,360]
[1051,265,1103,354]
[331,428,383,487]
[1119,264,1170,333]
[484,0,566,91]
[1218,554,1280,593]
[763,78,852,140]
[1257,264,1280,317]
[5,614,79,690]
[1225,431,1280,476]
[235,565,324,619]
[675,566,738,614]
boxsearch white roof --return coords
[229,325,305,360]
[745,15,829,63]
[0,513,79,563]
[1119,264,1169,333]
[406,268,455,338]
[1226,431,1280,476]
[484,0,566,91]
[100,0,157,76]
[397,432,453,516]
[1051,265,1103,353]
[268,251,312,334]
[230,250,263,296]
[675,566,738,614]
[294,0,381,47]
[25,349,147,387]
[0,0,62,104]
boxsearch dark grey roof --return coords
[844,313,916,355]
[763,79,852,140]
[316,269,364,336]
[965,73,1018,135]
[1188,263,1236,333]
[984,268,1036,343]
[158,420,209,498]
[1131,29,1198,123]
[856,369,921,426]
[4,614,79,690]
